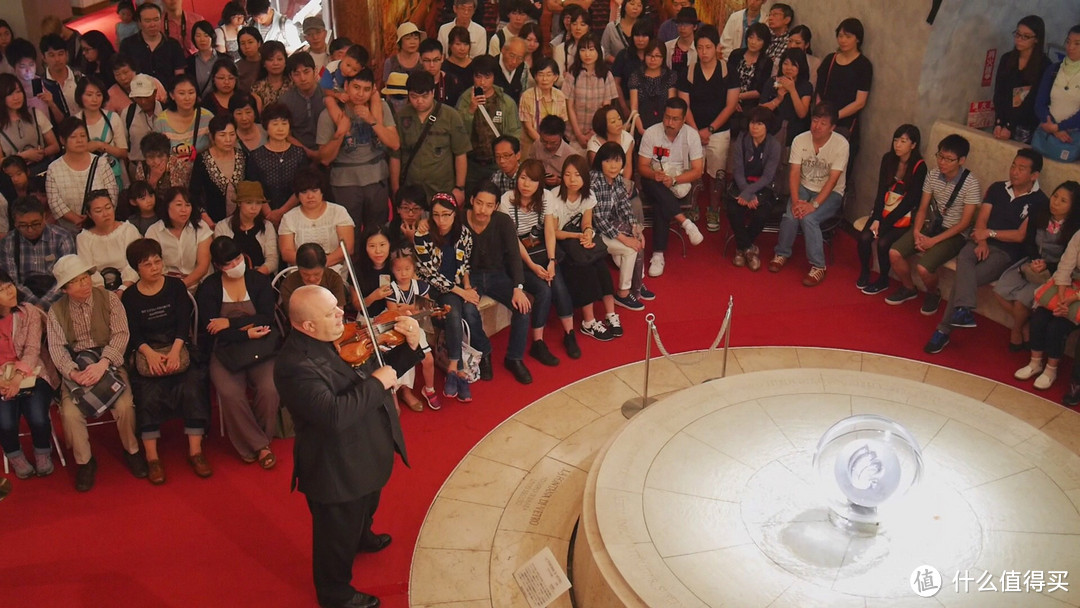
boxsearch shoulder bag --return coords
[215,327,280,372]
[400,101,441,185]
[924,169,969,237]
[557,212,608,265]
[881,159,925,228]
[64,349,127,419]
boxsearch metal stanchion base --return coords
[0,476,10,501]
[622,396,657,419]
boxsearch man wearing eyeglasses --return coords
[887,134,983,318]
[0,196,76,310]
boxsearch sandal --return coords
[258,449,276,470]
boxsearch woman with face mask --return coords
[195,235,280,469]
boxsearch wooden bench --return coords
[855,119,1080,329]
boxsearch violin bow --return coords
[339,239,386,369]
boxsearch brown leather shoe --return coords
[768,255,788,273]
[802,266,827,287]
[147,459,166,485]
[746,246,762,272]
[188,453,213,478]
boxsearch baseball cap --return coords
[302,16,326,33]
[129,74,156,98]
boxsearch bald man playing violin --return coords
[274,285,426,608]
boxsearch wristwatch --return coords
[811,200,820,209]
[989,229,998,239]
[707,124,717,134]
[515,284,524,290]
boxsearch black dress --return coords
[122,276,210,433]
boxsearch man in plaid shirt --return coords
[0,197,76,310]
[591,142,654,311]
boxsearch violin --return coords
[334,299,450,367]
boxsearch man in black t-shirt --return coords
[925,149,1048,354]
[119,3,186,91]
[676,25,739,231]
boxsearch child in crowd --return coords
[122,180,160,236]
[385,249,440,411]
[115,1,139,45]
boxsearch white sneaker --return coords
[648,252,665,277]
[683,219,703,245]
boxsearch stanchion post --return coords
[622,313,658,419]
[721,296,733,378]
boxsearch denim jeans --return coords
[775,186,844,268]
[470,270,529,360]
[436,292,490,362]
[523,266,573,326]
[0,378,55,454]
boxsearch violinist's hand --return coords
[393,316,423,349]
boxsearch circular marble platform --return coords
[409,348,1080,608]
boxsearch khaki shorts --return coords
[890,229,967,273]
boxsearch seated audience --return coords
[145,186,213,290]
[501,159,579,360]
[591,142,652,310]
[995,181,1080,350]
[214,181,278,275]
[278,243,349,313]
[587,105,635,182]
[414,192,484,398]
[0,269,58,480]
[857,124,928,294]
[531,116,575,189]
[122,238,211,484]
[0,198,74,310]
[46,117,119,233]
[993,16,1049,144]
[197,236,280,468]
[356,226,395,317]
[725,107,782,271]
[277,171,351,278]
[190,115,247,225]
[132,132,173,201]
[925,150,1049,354]
[122,180,159,236]
[387,186,429,250]
[768,102,848,287]
[887,134,982,314]
[76,190,139,290]
[548,154,619,346]
[47,254,147,491]
[123,74,165,175]
[384,248,439,411]
[490,135,522,196]
[638,97,704,278]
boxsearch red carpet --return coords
[1,227,1065,608]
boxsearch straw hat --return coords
[396,22,421,45]
[382,72,410,96]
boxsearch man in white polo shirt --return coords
[637,97,705,278]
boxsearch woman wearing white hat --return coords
[382,22,423,83]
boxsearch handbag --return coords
[215,328,280,372]
[1032,128,1080,163]
[64,349,127,419]
[513,205,562,265]
[924,169,969,237]
[0,362,41,395]
[434,320,481,383]
[557,213,608,265]
[134,343,191,377]
[881,159,923,229]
